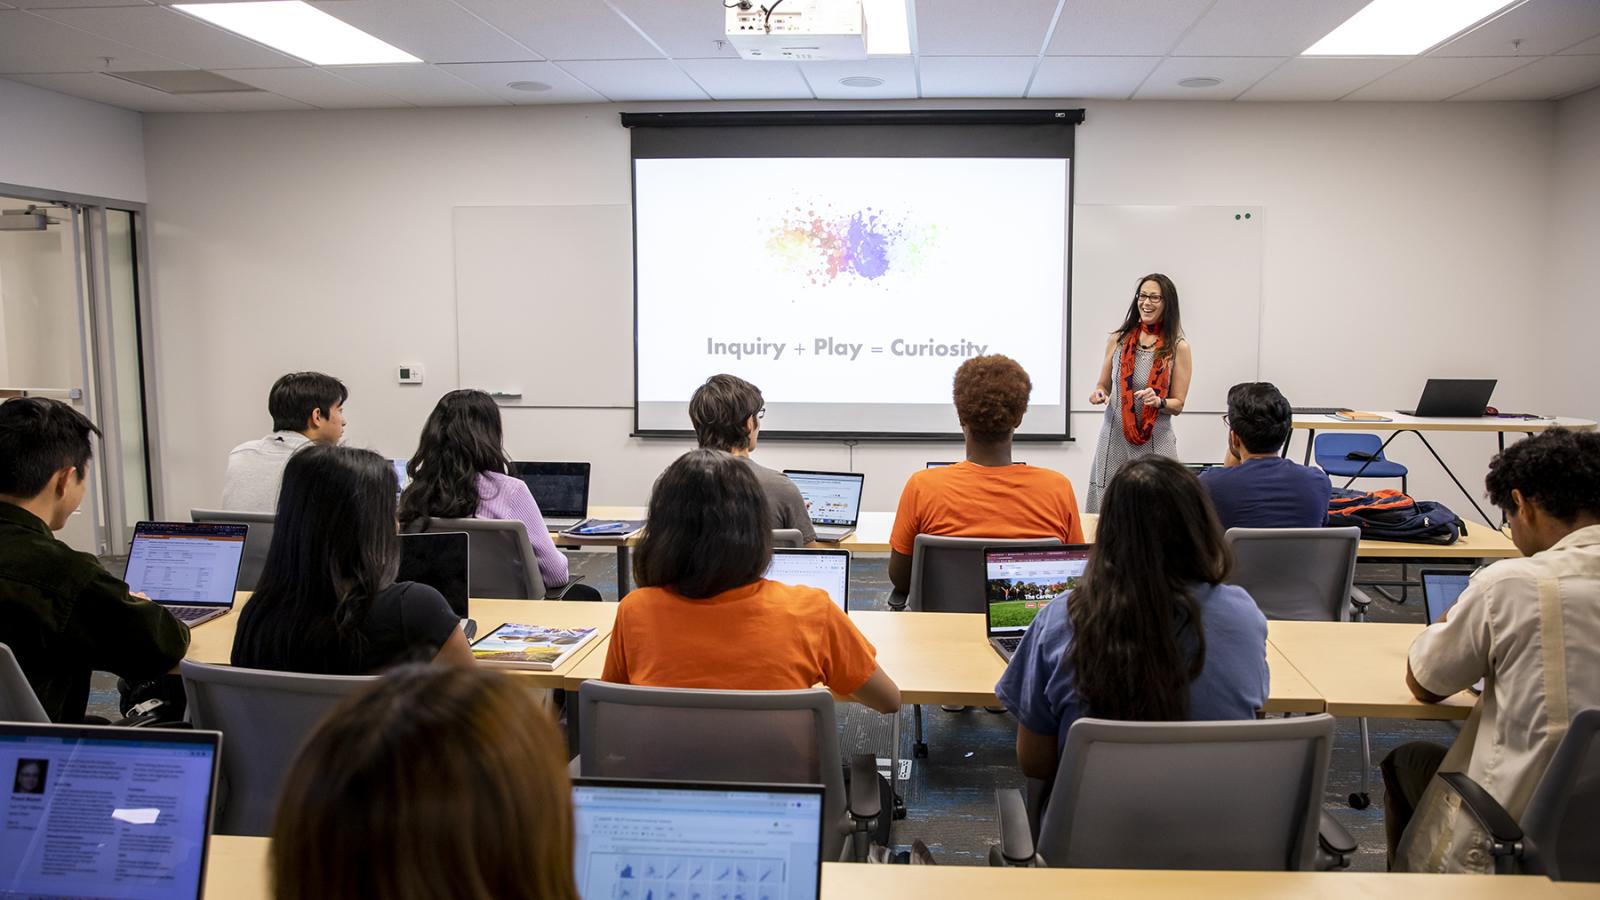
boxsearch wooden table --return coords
[1267,621,1475,720]
[551,505,647,595]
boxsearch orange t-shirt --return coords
[889,460,1086,555]
[601,579,879,696]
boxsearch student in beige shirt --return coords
[1384,428,1600,872]
[220,372,346,512]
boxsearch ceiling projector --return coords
[725,0,867,61]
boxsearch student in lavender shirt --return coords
[995,456,1268,787]
[1199,382,1332,531]
[399,390,600,600]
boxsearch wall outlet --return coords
[397,365,424,384]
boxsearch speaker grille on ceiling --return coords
[107,70,263,95]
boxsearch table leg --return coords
[1405,431,1497,527]
[1300,428,1316,465]
[889,708,902,834]
[615,545,632,597]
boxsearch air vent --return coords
[107,70,263,95]
[1178,76,1223,89]
[838,75,885,88]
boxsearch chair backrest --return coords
[1522,707,1600,881]
[577,681,848,861]
[190,509,275,591]
[1313,433,1385,464]
[0,643,49,723]
[907,534,1063,613]
[180,660,374,836]
[411,517,545,599]
[772,528,806,548]
[1037,715,1335,871]
[1226,527,1360,621]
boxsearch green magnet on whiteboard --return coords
[1235,214,1241,220]
[1245,213,1252,219]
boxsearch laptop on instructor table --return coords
[0,721,222,900]
[984,545,1091,661]
[782,470,864,542]
[571,778,826,900]
[764,548,851,610]
[1399,379,1497,418]
[510,461,591,531]
[1420,569,1484,694]
[123,521,247,626]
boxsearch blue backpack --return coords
[1326,488,1467,545]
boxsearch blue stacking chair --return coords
[1314,433,1407,494]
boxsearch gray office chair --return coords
[190,509,275,591]
[0,643,49,723]
[407,517,549,599]
[898,534,1063,758]
[991,714,1355,871]
[1226,526,1377,809]
[772,528,806,548]
[576,681,883,863]
[181,660,374,835]
[1438,707,1600,880]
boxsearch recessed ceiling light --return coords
[1303,0,1517,56]
[1178,76,1222,88]
[507,80,552,93]
[839,75,885,88]
[862,0,911,56]
[173,1,420,66]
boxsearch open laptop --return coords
[1420,569,1484,693]
[1400,379,1496,418]
[510,461,591,530]
[984,545,1091,661]
[782,470,864,542]
[390,457,410,493]
[571,778,825,900]
[765,548,850,611]
[398,532,474,639]
[123,521,248,626]
[0,721,221,900]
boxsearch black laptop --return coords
[509,461,590,530]
[1400,379,1496,417]
[398,531,474,639]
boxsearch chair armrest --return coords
[1316,810,1356,869]
[847,753,882,822]
[887,589,909,612]
[992,788,1037,866]
[1349,588,1373,622]
[1437,772,1524,856]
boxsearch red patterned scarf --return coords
[1119,323,1171,446]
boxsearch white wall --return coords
[0,79,146,204]
[1550,86,1600,424]
[144,99,1563,524]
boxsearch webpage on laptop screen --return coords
[985,550,1088,634]
[123,528,245,606]
[788,475,861,526]
[764,553,848,609]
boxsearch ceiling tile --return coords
[919,56,1034,97]
[1562,34,1600,54]
[309,0,540,64]
[36,6,304,69]
[1048,0,1212,55]
[674,58,813,100]
[9,0,151,7]
[1451,52,1600,100]
[4,71,207,109]
[1237,56,1408,101]
[0,10,186,72]
[1172,0,1370,57]
[797,57,917,99]
[1344,56,1532,101]
[449,0,661,61]
[326,63,508,106]
[555,58,707,100]
[438,60,607,103]
[1435,0,1600,58]
[1133,56,1283,99]
[189,89,315,111]
[607,0,736,60]
[221,66,413,107]
[1029,55,1159,99]
[914,0,1057,56]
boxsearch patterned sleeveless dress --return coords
[1087,345,1178,512]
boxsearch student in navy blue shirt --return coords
[1200,382,1332,530]
[995,456,1268,784]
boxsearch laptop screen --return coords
[510,462,590,520]
[0,723,219,900]
[571,779,825,900]
[764,549,850,610]
[124,522,247,608]
[390,458,410,493]
[1421,571,1472,626]
[782,471,864,527]
[985,546,1091,637]
[398,532,470,618]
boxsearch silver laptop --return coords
[1421,569,1484,693]
[0,721,222,899]
[782,470,864,542]
[765,548,851,611]
[984,545,1091,661]
[123,521,248,626]
[510,461,591,530]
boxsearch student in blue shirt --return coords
[995,456,1269,784]
[1200,382,1332,530]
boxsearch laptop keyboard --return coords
[995,635,1022,654]
[167,606,218,622]
[1292,407,1342,416]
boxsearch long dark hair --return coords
[1067,456,1229,721]
[633,449,771,599]
[232,444,401,673]
[1111,272,1182,359]
[399,389,510,524]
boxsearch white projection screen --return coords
[623,110,1082,440]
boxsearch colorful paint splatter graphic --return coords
[766,206,939,285]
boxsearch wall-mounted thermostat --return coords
[397,365,424,384]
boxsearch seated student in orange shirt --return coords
[601,449,900,714]
[888,354,1087,594]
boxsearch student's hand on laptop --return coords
[131,591,151,601]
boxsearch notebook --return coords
[765,548,850,610]
[469,623,599,670]
[1420,569,1484,694]
[782,470,864,542]
[0,722,221,900]
[123,521,248,626]
[984,545,1091,661]
[398,531,474,639]
[571,778,825,900]
[510,461,591,530]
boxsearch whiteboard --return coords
[1071,205,1262,416]
[454,205,633,408]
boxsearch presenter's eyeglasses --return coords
[1136,292,1164,306]
[755,407,766,420]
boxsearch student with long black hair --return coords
[231,444,473,673]
[995,456,1268,784]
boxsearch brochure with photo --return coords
[469,623,599,671]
